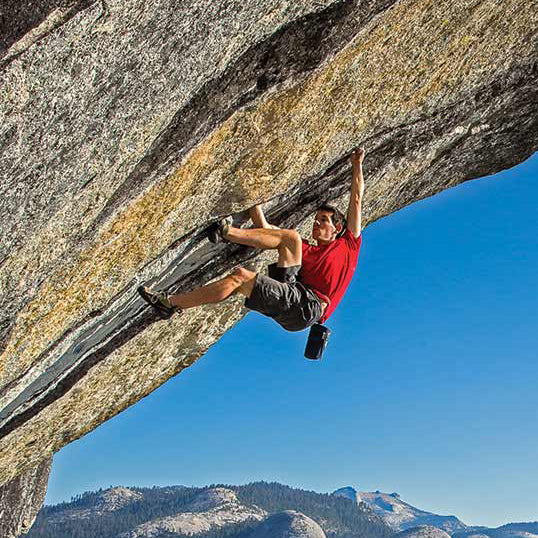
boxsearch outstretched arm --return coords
[249,204,280,230]
[347,147,365,238]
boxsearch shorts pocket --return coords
[301,298,322,325]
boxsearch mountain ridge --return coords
[334,487,467,532]
[27,482,392,538]
[26,482,538,538]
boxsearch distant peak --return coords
[333,486,360,503]
[356,491,467,533]
[99,487,143,511]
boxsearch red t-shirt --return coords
[299,229,362,323]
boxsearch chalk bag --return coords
[304,323,331,360]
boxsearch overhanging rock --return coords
[0,0,537,527]
[0,457,51,538]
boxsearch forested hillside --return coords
[27,482,394,538]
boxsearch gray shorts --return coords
[244,263,323,332]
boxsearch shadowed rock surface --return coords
[0,0,95,64]
[396,525,453,538]
[334,486,362,504]
[1,0,537,529]
[0,457,51,538]
[245,510,327,538]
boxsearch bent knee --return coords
[281,229,301,246]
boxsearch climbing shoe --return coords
[137,286,182,319]
[208,216,232,244]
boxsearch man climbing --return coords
[138,147,365,331]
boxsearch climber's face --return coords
[312,210,341,244]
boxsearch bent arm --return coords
[249,204,280,230]
[347,148,365,238]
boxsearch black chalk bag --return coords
[304,323,331,360]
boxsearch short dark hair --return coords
[317,203,347,237]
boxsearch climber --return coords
[138,147,365,331]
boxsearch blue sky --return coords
[46,153,537,528]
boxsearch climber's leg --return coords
[141,227,302,316]
[225,227,302,267]
[168,266,257,309]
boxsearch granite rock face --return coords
[397,526,453,538]
[1,0,537,529]
[118,487,266,537]
[245,510,327,538]
[354,490,467,532]
[45,486,144,523]
[0,457,51,538]
[333,486,362,504]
